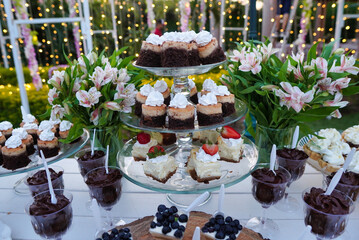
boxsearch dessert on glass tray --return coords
[12,128,35,155]
[2,135,30,170]
[135,84,155,117]
[197,92,223,126]
[201,78,218,96]
[187,143,221,183]
[188,79,198,104]
[151,132,177,146]
[37,120,56,135]
[303,128,351,172]
[141,91,167,128]
[342,125,359,149]
[20,113,38,127]
[326,168,359,202]
[131,132,158,161]
[154,80,171,106]
[168,94,195,130]
[193,130,220,144]
[0,132,5,146]
[23,122,39,144]
[136,33,163,67]
[59,120,73,139]
[37,130,59,158]
[143,145,178,183]
[217,126,244,162]
[0,121,13,139]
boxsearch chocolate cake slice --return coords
[161,41,189,67]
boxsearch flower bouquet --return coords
[46,47,143,165]
[223,41,359,161]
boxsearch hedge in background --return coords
[0,84,49,127]
[0,66,52,86]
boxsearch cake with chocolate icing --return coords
[217,126,244,162]
[0,132,5,147]
[213,86,235,117]
[23,122,39,144]
[197,93,223,126]
[12,128,35,155]
[135,84,154,117]
[131,132,158,161]
[342,125,359,149]
[196,31,226,65]
[141,91,167,128]
[2,135,30,170]
[0,121,13,139]
[20,113,38,127]
[168,94,195,130]
[188,79,198,104]
[59,120,73,139]
[37,130,59,158]
[154,80,171,106]
[136,34,163,67]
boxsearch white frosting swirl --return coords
[51,118,61,125]
[146,34,164,45]
[39,120,55,132]
[343,125,359,145]
[146,154,168,163]
[23,114,36,123]
[222,137,243,147]
[214,85,230,96]
[154,80,168,93]
[202,79,217,92]
[162,32,180,42]
[12,128,28,140]
[328,141,351,155]
[198,92,218,106]
[188,79,196,89]
[323,152,345,165]
[5,136,22,148]
[169,94,188,108]
[140,84,154,96]
[60,120,72,132]
[23,123,38,130]
[0,121,12,130]
[196,147,220,162]
[39,130,55,141]
[145,91,164,106]
[318,128,341,142]
[196,31,213,46]
[348,151,359,173]
[308,137,331,153]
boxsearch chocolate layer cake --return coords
[0,121,13,139]
[38,130,59,158]
[154,80,171,106]
[168,94,195,130]
[214,86,235,117]
[196,31,226,65]
[23,123,38,144]
[136,34,163,67]
[141,91,167,128]
[188,41,201,66]
[0,132,5,147]
[2,136,30,170]
[161,41,189,67]
[135,84,154,117]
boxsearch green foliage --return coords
[0,66,53,86]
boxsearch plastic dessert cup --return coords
[246,163,291,239]
[324,172,359,203]
[302,187,355,240]
[25,189,73,240]
[74,147,106,177]
[24,166,64,197]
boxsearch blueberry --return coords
[156,222,163,227]
[178,214,188,223]
[225,216,233,223]
[214,224,221,231]
[233,219,240,226]
[170,206,178,213]
[215,231,225,239]
[163,220,170,227]
[168,215,175,223]
[230,221,237,227]
[205,222,212,228]
[217,218,225,225]
[209,218,216,225]
[202,226,209,233]
[123,228,130,233]
[178,225,185,231]
[110,232,116,238]
[171,221,179,229]
[163,210,170,218]
[215,215,224,220]
[96,238,102,240]
[158,204,167,212]
[150,221,157,228]
[174,229,183,238]
[102,232,110,240]
[238,224,243,230]
[162,226,171,234]
[111,228,119,235]
[127,233,132,238]
[225,225,233,234]
[229,234,236,240]
[208,227,214,233]
[168,208,174,214]
[157,214,164,222]
[118,232,125,237]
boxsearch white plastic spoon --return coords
[192,226,201,240]
[270,144,277,174]
[105,145,109,174]
[91,129,96,156]
[214,184,225,217]
[40,150,57,204]
[325,168,344,195]
[184,191,210,214]
[342,148,356,172]
[291,126,299,149]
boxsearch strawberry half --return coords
[221,126,241,139]
[147,145,166,159]
[137,132,151,144]
[202,143,219,156]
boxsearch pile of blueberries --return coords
[202,215,243,239]
[150,204,188,238]
[97,228,131,240]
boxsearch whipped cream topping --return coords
[146,34,164,45]
[222,137,243,147]
[328,141,351,155]
[5,135,22,149]
[188,79,196,89]
[145,91,164,106]
[214,85,231,96]
[51,118,61,125]
[162,31,195,43]
[318,128,341,142]
[202,79,217,92]
[0,121,12,130]
[196,30,213,46]
[323,152,345,165]
[23,123,38,130]
[39,130,55,141]
[140,84,154,96]
[308,137,331,153]
[196,147,220,162]
[154,80,168,93]
[348,151,359,173]
[59,120,72,132]
[146,154,168,163]
[23,114,36,123]
[198,92,218,106]
[12,128,28,140]
[343,125,359,145]
[169,94,188,108]
[39,120,55,132]
[134,139,156,148]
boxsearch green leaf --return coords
[293,106,339,122]
[59,122,84,144]
[307,42,319,63]
[255,90,267,96]
[278,60,288,82]
[239,86,257,94]
[342,86,359,96]
[245,112,255,137]
[321,41,335,59]
[37,108,51,121]
[119,56,135,68]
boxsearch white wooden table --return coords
[0,158,358,240]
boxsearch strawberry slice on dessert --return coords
[137,132,151,144]
[221,126,241,139]
[202,143,219,156]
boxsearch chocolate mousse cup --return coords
[74,147,106,177]
[277,148,308,184]
[302,187,355,239]
[25,166,64,196]
[325,171,359,202]
[25,189,73,239]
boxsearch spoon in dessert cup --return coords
[342,148,356,172]
[91,129,96,156]
[291,126,299,149]
[105,145,109,174]
[182,191,210,214]
[297,225,312,240]
[270,144,277,175]
[192,226,201,240]
[213,184,225,217]
[40,150,57,204]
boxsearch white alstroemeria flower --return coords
[330,55,359,75]
[115,83,138,113]
[323,92,349,118]
[261,43,278,62]
[76,87,102,108]
[90,108,100,125]
[238,52,262,74]
[50,104,65,121]
[48,70,65,90]
[48,88,59,105]
[291,52,305,63]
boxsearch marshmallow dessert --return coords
[154,80,171,106]
[12,128,35,155]
[196,31,226,65]
[37,120,56,136]
[59,120,73,139]
[217,126,244,162]
[136,34,163,67]
[187,144,221,183]
[151,132,177,146]
[168,94,195,130]
[143,145,178,183]
[214,86,235,117]
[188,79,198,104]
[197,93,223,126]
[37,130,59,158]
[131,132,158,161]
[141,91,167,128]
[0,132,5,147]
[20,113,38,127]
[342,125,359,148]
[0,121,13,139]
[23,122,39,144]
[2,135,30,170]
[135,84,154,117]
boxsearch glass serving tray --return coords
[120,98,247,134]
[117,135,258,194]
[0,129,89,177]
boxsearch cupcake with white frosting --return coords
[23,123,39,144]
[168,94,195,130]
[135,84,155,117]
[196,92,223,126]
[37,120,56,136]
[20,113,38,127]
[154,80,171,106]
[196,30,226,65]
[12,128,35,155]
[2,135,30,170]
[141,91,167,128]
[0,132,5,147]
[37,130,59,158]
[188,79,198,104]
[200,78,217,96]
[213,85,235,117]
[0,121,13,139]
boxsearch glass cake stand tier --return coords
[120,98,247,134]
[117,135,258,194]
[0,129,89,178]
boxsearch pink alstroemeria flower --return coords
[104,101,121,111]
[90,108,100,125]
[229,48,246,62]
[113,68,130,85]
[291,52,304,63]
[90,66,113,90]
[76,87,102,108]
[115,83,138,113]
[50,104,65,121]
[328,77,351,94]
[261,43,278,62]
[274,82,314,113]
[314,78,332,92]
[48,88,58,105]
[330,55,359,75]
[47,70,65,90]
[287,62,304,81]
[238,52,262,74]
[311,57,328,78]
[323,92,349,118]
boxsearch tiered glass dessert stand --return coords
[118,62,258,206]
[3,130,90,194]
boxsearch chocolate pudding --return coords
[29,192,72,239]
[303,187,352,238]
[277,148,308,183]
[85,167,122,208]
[326,171,359,201]
[77,150,106,177]
[26,167,64,196]
[251,167,290,207]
